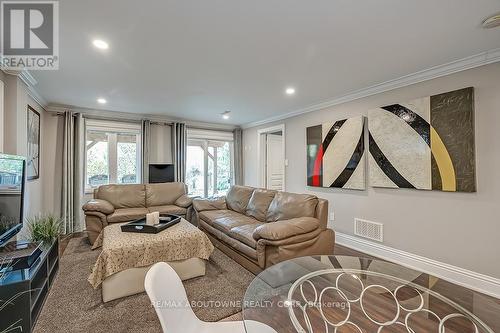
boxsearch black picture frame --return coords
[27,105,40,181]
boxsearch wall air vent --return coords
[354,218,383,242]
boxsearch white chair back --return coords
[145,262,278,333]
[145,262,201,333]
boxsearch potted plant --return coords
[26,214,63,248]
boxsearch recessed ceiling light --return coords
[92,39,109,50]
[285,87,296,95]
[482,14,500,29]
[222,111,231,120]
[97,98,107,104]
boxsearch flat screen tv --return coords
[149,164,175,183]
[0,154,25,247]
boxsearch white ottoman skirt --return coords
[102,257,206,302]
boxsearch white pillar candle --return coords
[146,211,160,226]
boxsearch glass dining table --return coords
[242,255,496,333]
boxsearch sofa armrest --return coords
[82,199,115,215]
[174,194,193,208]
[253,217,320,241]
[193,197,227,212]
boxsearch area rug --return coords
[33,236,255,333]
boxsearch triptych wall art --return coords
[306,87,476,192]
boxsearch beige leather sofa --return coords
[82,182,192,244]
[193,185,334,273]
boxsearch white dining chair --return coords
[145,262,277,333]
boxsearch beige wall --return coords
[3,74,19,154]
[0,73,63,225]
[243,62,500,278]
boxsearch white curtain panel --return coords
[62,112,84,234]
[171,122,187,182]
[141,119,151,183]
[233,128,243,185]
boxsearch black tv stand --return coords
[0,239,59,333]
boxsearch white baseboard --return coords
[335,232,500,299]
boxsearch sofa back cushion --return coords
[145,182,186,207]
[96,184,146,208]
[226,185,255,214]
[245,189,276,222]
[266,192,318,222]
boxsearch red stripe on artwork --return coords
[312,145,323,186]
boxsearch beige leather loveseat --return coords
[83,182,192,244]
[193,185,334,273]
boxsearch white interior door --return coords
[266,134,284,190]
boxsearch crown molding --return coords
[45,104,72,113]
[23,82,48,109]
[241,47,500,129]
[46,104,237,131]
[19,70,49,108]
[1,69,48,108]
[18,70,38,87]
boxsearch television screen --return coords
[0,154,25,246]
[149,164,175,183]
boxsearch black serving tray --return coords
[121,214,181,234]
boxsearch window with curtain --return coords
[85,120,142,190]
[186,129,234,197]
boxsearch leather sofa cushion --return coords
[96,184,146,208]
[200,210,263,248]
[82,199,115,214]
[212,215,259,234]
[229,223,263,248]
[174,195,193,208]
[146,182,186,207]
[198,210,232,224]
[226,185,255,214]
[193,197,227,212]
[253,217,320,240]
[107,208,149,223]
[245,189,276,222]
[199,210,258,233]
[199,220,258,260]
[148,205,187,216]
[266,192,318,222]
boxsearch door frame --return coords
[187,138,234,198]
[257,124,285,191]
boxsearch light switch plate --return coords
[329,212,335,221]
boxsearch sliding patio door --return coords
[186,130,234,198]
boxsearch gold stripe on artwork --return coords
[431,126,456,191]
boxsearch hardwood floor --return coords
[332,242,500,332]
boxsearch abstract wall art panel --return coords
[307,116,365,190]
[368,87,476,192]
[27,105,40,180]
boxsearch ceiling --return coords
[32,0,500,126]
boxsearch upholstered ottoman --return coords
[88,218,214,302]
